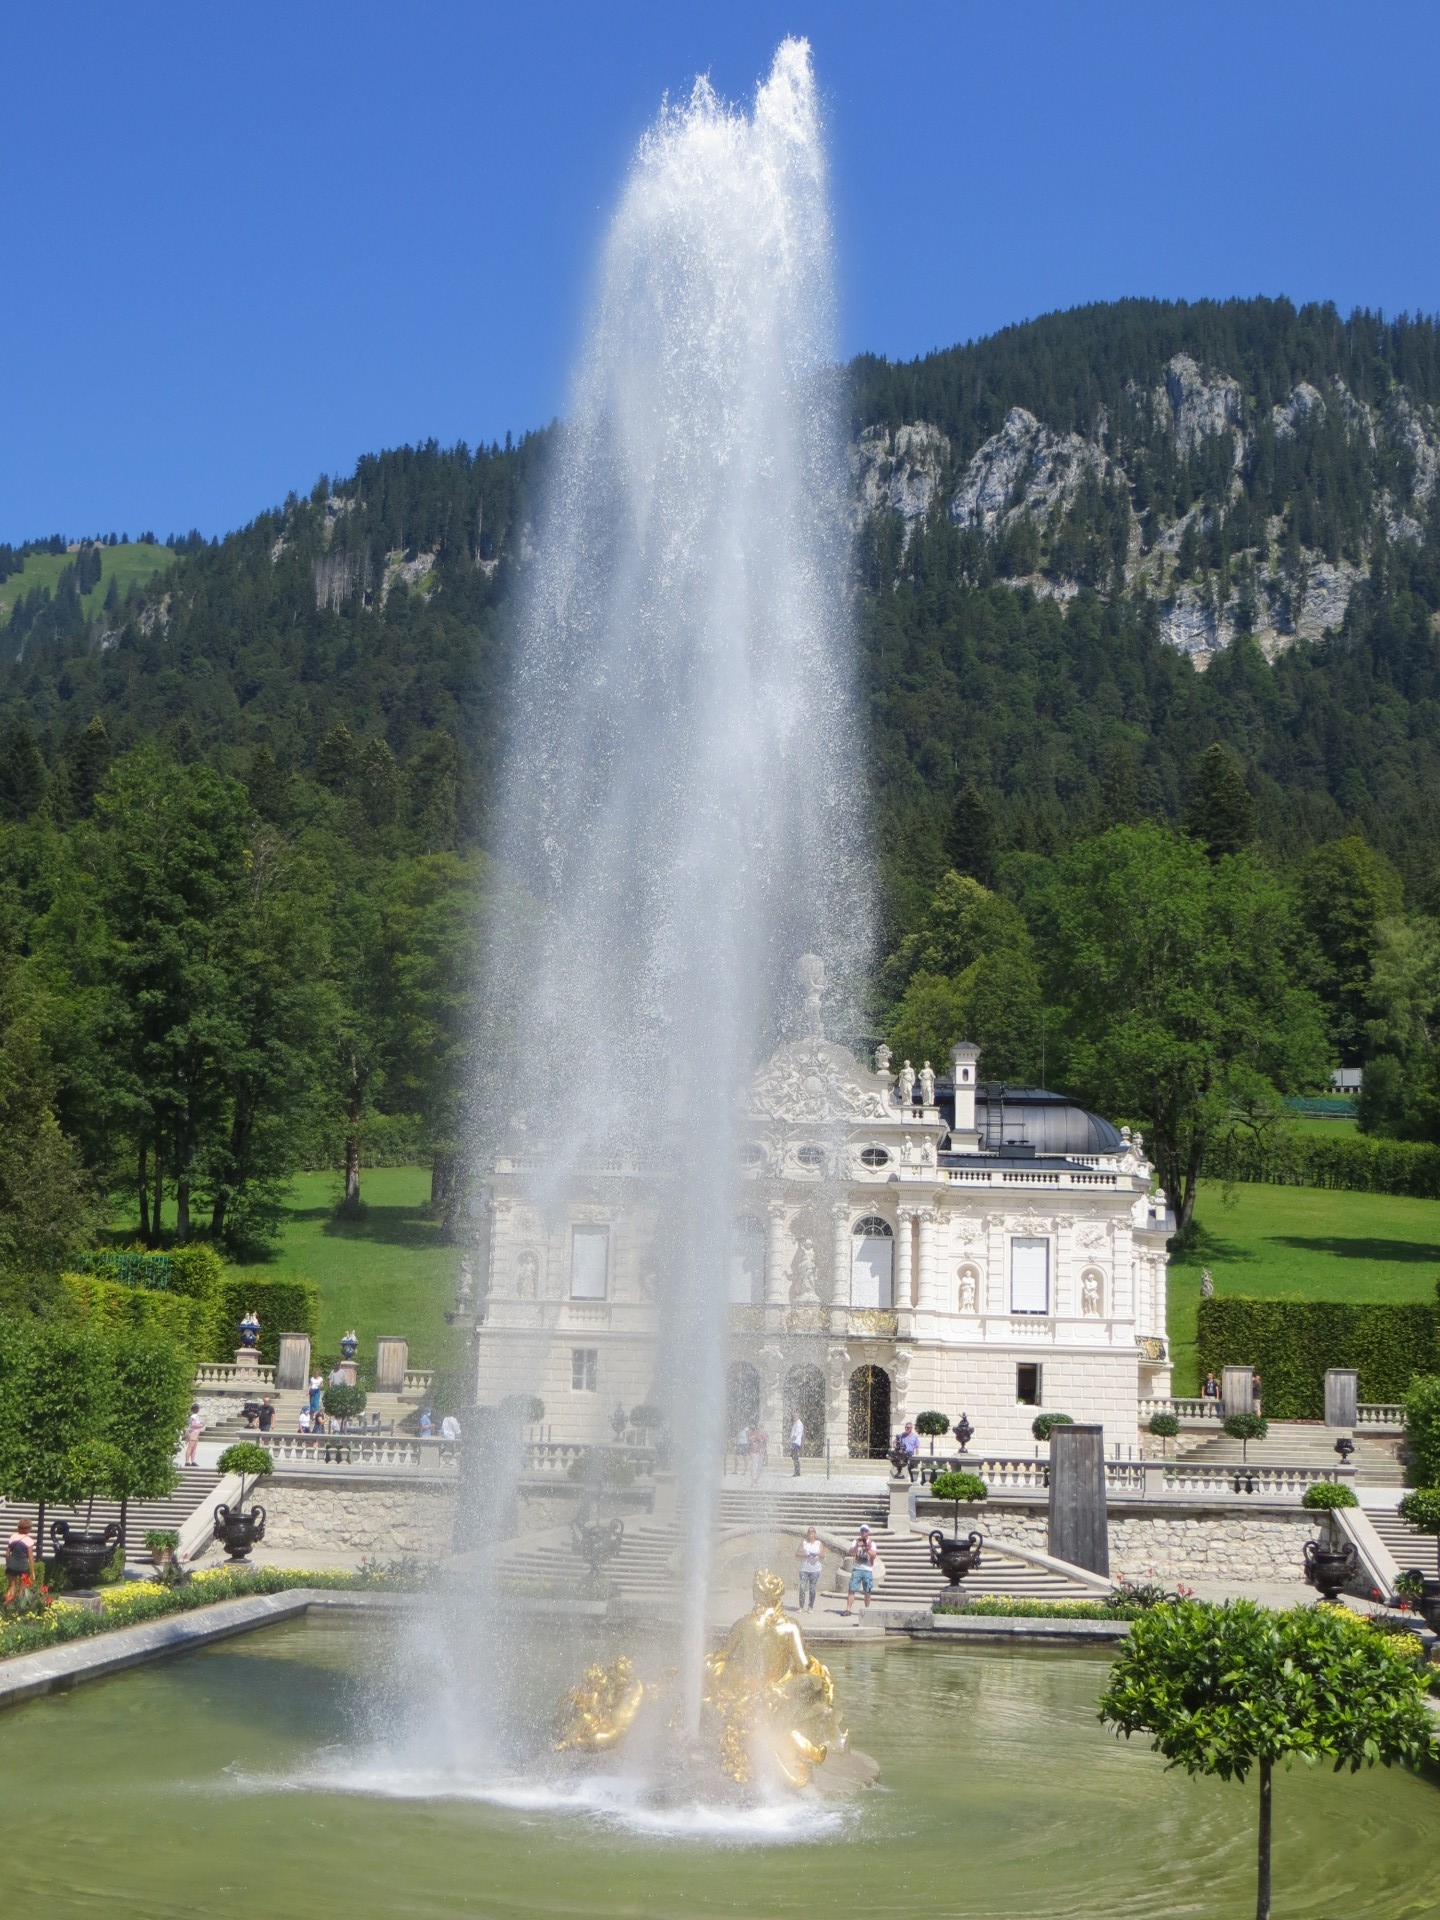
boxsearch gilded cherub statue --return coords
[553,1655,646,1751]
[702,1569,847,1787]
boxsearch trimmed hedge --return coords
[60,1274,210,1349]
[1196,1293,1440,1419]
[1205,1131,1440,1198]
[69,1245,223,1298]
[209,1274,318,1366]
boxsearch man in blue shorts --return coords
[844,1524,877,1616]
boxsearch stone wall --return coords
[918,1498,1325,1589]
[257,1475,456,1560]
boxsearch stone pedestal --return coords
[276,1333,311,1390]
[1048,1424,1109,1577]
[334,1361,357,1388]
[234,1347,260,1375]
[374,1337,408,1392]
[1222,1366,1255,1418]
[650,1472,678,1524]
[1324,1368,1358,1428]
[887,1475,916,1532]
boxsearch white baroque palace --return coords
[474,1021,1173,1459]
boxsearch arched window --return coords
[795,1145,825,1170]
[851,1215,894,1310]
[729,1214,766,1305]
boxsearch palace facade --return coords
[473,1032,1173,1460]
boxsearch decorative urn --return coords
[339,1330,359,1362]
[50,1519,121,1588]
[213,1502,267,1560]
[929,1527,983,1589]
[1303,1535,1358,1600]
[238,1310,260,1351]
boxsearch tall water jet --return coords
[459,37,870,1765]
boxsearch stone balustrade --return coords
[194,1362,276,1389]
[1138,1396,1222,1424]
[521,1440,657,1478]
[915,1451,1354,1505]
[256,1433,456,1471]
[403,1370,435,1394]
[1355,1403,1405,1431]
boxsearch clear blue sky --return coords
[3,1,1437,544]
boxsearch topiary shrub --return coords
[931,1469,988,1505]
[1301,1481,1359,1510]
[321,1384,368,1421]
[1032,1412,1074,1443]
[1397,1488,1440,1576]
[1148,1411,1181,1457]
[216,1441,274,1506]
[1224,1412,1268,1462]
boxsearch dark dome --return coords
[941,1082,1122,1156]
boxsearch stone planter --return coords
[929,1527,983,1590]
[50,1520,121,1588]
[213,1503,267,1561]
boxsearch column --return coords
[916,1210,938,1313]
[832,1204,851,1307]
[894,1207,914,1313]
[765,1202,787,1307]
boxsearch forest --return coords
[1,295,1439,1269]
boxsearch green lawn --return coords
[228,1167,463,1372]
[0,542,173,624]
[1168,1180,1440,1392]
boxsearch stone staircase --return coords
[1363,1506,1440,1580]
[863,1527,1101,1605]
[1170,1422,1404,1483]
[0,1471,222,1567]
[718,1489,888,1537]
[500,1520,681,1600]
[205,1385,421,1442]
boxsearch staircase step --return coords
[0,1472,222,1565]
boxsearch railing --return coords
[940,1166,1120,1189]
[1138,1397,1222,1423]
[1355,1404,1405,1430]
[257,1434,456,1470]
[521,1441,657,1478]
[402,1370,434,1394]
[912,1453,1355,1502]
[194,1362,275,1389]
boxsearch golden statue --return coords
[702,1569,847,1788]
[552,1569,868,1795]
[553,1655,646,1751]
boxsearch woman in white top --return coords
[795,1527,824,1610]
[184,1404,203,1466]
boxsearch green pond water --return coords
[5,1617,1436,1919]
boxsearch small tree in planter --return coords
[1300,1482,1358,1512]
[930,1469,988,1536]
[1224,1412,1268,1463]
[1100,1600,1433,1920]
[1147,1411,1180,1458]
[915,1410,950,1456]
[1300,1482,1360,1596]
[322,1383,368,1426]
[928,1469,988,1594]
[1031,1412,1073,1445]
[214,1442,273,1560]
[51,1439,126,1587]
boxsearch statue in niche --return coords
[897,1060,916,1106]
[791,1239,821,1305]
[515,1251,539,1299]
[957,1268,977,1314]
[918,1060,935,1106]
[1081,1271,1102,1317]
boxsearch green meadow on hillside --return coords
[226,1166,462,1373]
[0,541,173,623]
[1168,1180,1440,1392]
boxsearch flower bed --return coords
[0,1562,424,1662]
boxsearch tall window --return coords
[571,1348,598,1392]
[571,1225,609,1300]
[1010,1237,1050,1314]
[729,1215,765,1305]
[851,1216,894,1309]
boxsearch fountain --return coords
[414,35,870,1804]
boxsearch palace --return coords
[474,1018,1173,1461]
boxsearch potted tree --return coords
[1300,1482,1359,1598]
[1224,1412,1268,1485]
[322,1383,368,1429]
[214,1443,273,1559]
[915,1410,950,1458]
[1032,1412,1073,1445]
[1395,1487,1440,1629]
[928,1469,987,1592]
[1147,1411,1180,1459]
[50,1439,125,1588]
[1101,1599,1432,1920]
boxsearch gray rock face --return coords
[1272,383,1325,438]
[950,408,1104,533]
[1156,354,1244,456]
[852,422,949,524]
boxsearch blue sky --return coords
[3,1,1437,543]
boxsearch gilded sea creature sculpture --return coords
[553,1656,647,1751]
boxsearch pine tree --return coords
[69,715,112,818]
[0,723,48,822]
[948,780,998,887]
[1183,744,1256,858]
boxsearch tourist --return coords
[5,1519,34,1603]
[795,1527,823,1610]
[257,1397,275,1433]
[844,1525,877,1616]
[748,1423,768,1486]
[419,1407,433,1439]
[1252,1370,1263,1414]
[297,1407,312,1434]
[440,1412,462,1459]
[1201,1372,1220,1401]
[308,1371,323,1416]
[789,1412,804,1477]
[184,1403,203,1466]
[898,1420,919,1479]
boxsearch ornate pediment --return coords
[749,1040,890,1124]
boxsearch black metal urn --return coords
[213,1503,267,1560]
[572,1514,624,1580]
[929,1526,983,1588]
[1303,1536,1358,1600]
[1406,1574,1440,1631]
[50,1519,121,1588]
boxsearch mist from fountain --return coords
[407,37,870,1790]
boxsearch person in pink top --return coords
[5,1518,35,1603]
[184,1403,204,1466]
